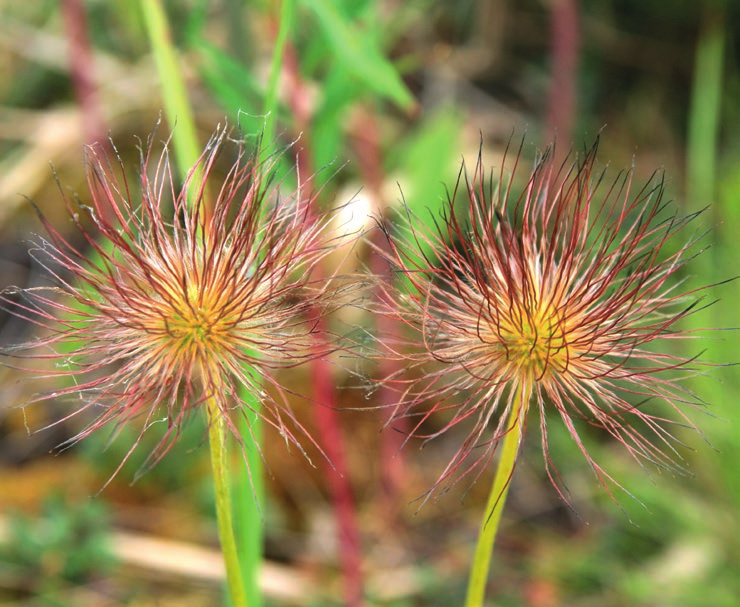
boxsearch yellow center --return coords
[499,304,570,382]
[155,277,236,368]
[169,306,216,344]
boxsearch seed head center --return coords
[503,305,569,379]
[184,308,214,337]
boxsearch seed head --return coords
[377,138,710,504]
[2,126,349,480]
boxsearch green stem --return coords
[229,2,297,604]
[139,0,201,180]
[139,3,264,603]
[465,385,528,607]
[686,2,725,211]
[208,397,249,607]
[261,0,295,153]
[233,382,264,607]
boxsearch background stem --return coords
[230,3,296,605]
[139,0,200,178]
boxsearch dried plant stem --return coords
[465,385,528,607]
[208,397,248,607]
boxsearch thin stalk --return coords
[233,380,264,607]
[208,397,249,607]
[465,385,528,607]
[230,2,296,604]
[262,0,295,151]
[686,2,725,210]
[140,3,259,602]
[139,0,201,180]
[61,0,105,146]
[311,318,366,607]
[546,0,579,155]
[276,17,366,600]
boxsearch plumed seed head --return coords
[1,125,352,482]
[377,137,711,505]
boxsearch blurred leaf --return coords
[379,107,464,291]
[310,64,361,177]
[197,40,266,122]
[391,107,464,222]
[0,494,114,594]
[300,0,415,110]
[686,5,725,209]
[182,0,210,47]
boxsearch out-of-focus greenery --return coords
[0,0,738,606]
[0,495,114,602]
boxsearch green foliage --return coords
[78,412,213,508]
[301,0,414,111]
[0,495,114,598]
[2,0,740,605]
[389,107,464,219]
[197,41,267,126]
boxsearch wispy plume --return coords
[376,137,711,505]
[1,126,350,483]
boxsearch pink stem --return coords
[546,0,580,151]
[60,0,118,228]
[351,110,408,506]
[282,35,366,607]
[310,323,366,607]
[61,0,106,146]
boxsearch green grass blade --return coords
[301,0,415,110]
[139,0,200,179]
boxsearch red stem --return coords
[281,33,366,607]
[310,325,366,607]
[546,0,580,151]
[350,110,408,506]
[61,0,106,146]
[60,0,121,229]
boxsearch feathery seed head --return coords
[2,126,349,478]
[378,138,710,503]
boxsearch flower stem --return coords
[227,1,298,600]
[208,397,248,607]
[465,385,528,607]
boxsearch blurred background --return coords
[0,0,738,606]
